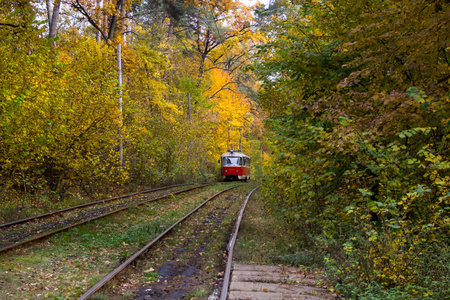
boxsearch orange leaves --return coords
[188,0,248,14]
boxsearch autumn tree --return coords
[0,0,264,207]
[253,0,450,298]
[0,3,126,200]
[69,0,137,41]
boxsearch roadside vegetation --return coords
[253,0,450,299]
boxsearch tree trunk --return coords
[96,0,102,42]
[107,0,124,40]
[48,0,61,39]
[46,0,53,28]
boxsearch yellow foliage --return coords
[0,33,126,194]
[202,68,254,157]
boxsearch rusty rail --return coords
[220,186,260,300]
[0,183,197,229]
[0,184,208,253]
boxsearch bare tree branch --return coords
[0,22,26,28]
[70,0,108,41]
[207,82,237,100]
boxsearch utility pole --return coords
[227,128,230,151]
[187,93,191,121]
[117,44,123,165]
[238,127,242,152]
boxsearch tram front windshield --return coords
[223,157,242,166]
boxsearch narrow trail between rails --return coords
[0,184,207,253]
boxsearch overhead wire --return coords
[205,1,260,142]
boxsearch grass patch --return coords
[143,270,159,282]
[234,190,312,267]
[121,291,134,299]
[186,287,211,299]
[90,293,110,300]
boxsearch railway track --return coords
[79,185,259,299]
[0,183,207,253]
[0,183,195,229]
[0,183,259,299]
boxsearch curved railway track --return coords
[0,183,207,253]
[78,185,259,300]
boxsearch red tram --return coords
[220,150,250,181]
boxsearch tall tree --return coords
[46,0,61,39]
[70,0,135,41]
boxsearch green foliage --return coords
[143,270,159,282]
[255,0,450,298]
[186,287,210,299]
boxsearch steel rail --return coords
[78,185,240,300]
[0,185,208,253]
[0,183,196,229]
[220,186,260,300]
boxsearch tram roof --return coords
[221,151,250,158]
